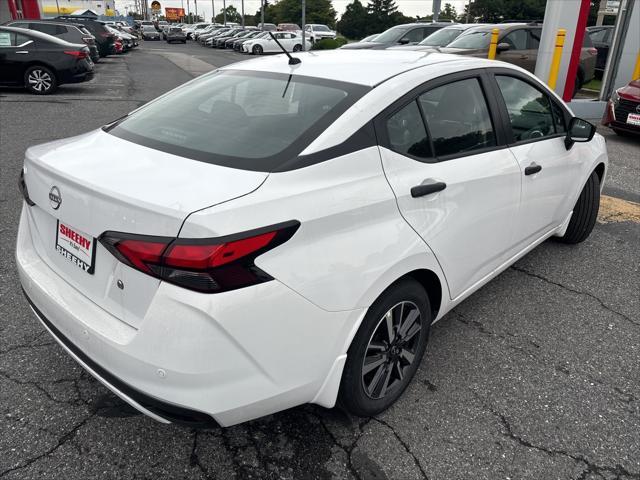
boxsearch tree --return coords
[269,0,337,27]
[337,0,369,39]
[253,0,277,25]
[439,3,457,21]
[216,5,242,24]
[467,0,546,23]
[366,0,399,32]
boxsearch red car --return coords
[602,79,640,136]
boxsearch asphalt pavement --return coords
[0,41,639,480]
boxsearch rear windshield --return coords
[108,70,368,172]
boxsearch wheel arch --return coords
[594,162,606,184]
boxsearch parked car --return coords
[304,24,336,43]
[186,23,211,40]
[242,31,303,54]
[278,23,300,32]
[388,23,486,51]
[223,30,255,49]
[141,25,160,41]
[166,26,187,44]
[54,15,115,58]
[214,29,245,48]
[257,23,277,31]
[0,26,93,94]
[232,31,264,51]
[341,22,452,49]
[196,25,220,44]
[435,23,596,95]
[204,29,233,47]
[105,25,137,50]
[4,19,100,63]
[16,50,606,427]
[602,80,640,136]
[587,25,614,78]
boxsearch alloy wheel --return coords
[361,301,422,400]
[27,69,52,93]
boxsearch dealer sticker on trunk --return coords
[55,221,96,274]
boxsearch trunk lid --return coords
[23,129,267,328]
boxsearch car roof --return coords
[223,50,499,87]
[0,25,81,44]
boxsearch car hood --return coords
[619,80,640,101]
[340,42,381,50]
[436,47,484,55]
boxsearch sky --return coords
[114,0,471,20]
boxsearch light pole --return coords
[301,0,306,50]
[211,0,214,22]
[223,0,226,25]
[261,0,265,29]
[241,0,245,27]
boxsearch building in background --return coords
[39,0,117,17]
[0,0,41,23]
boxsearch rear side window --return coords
[419,78,496,157]
[496,75,561,142]
[30,23,66,36]
[386,101,432,159]
[109,71,368,171]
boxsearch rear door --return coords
[377,70,522,300]
[488,69,580,248]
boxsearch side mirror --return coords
[398,38,410,45]
[565,117,596,150]
[496,42,510,53]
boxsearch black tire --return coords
[293,44,302,52]
[339,278,431,417]
[557,170,600,244]
[252,44,263,55]
[24,65,57,95]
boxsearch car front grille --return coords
[615,98,640,122]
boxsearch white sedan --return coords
[17,51,606,427]
[242,31,304,54]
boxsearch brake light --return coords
[64,50,87,59]
[100,221,299,293]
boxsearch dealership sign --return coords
[165,7,185,20]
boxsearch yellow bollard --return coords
[487,28,500,60]
[547,29,566,90]
[632,51,640,80]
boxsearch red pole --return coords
[562,0,590,101]
[7,0,19,19]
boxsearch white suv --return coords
[305,23,336,42]
[17,51,606,427]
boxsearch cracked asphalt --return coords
[1,42,639,480]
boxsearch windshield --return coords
[109,71,368,172]
[313,25,330,32]
[142,26,155,31]
[419,28,463,46]
[447,30,493,49]
[372,26,406,43]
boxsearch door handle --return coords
[16,51,29,54]
[524,163,542,176]
[411,181,447,198]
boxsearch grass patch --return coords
[582,78,602,91]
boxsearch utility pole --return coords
[194,0,198,21]
[55,0,60,15]
[301,0,306,49]
[261,0,265,29]
[223,0,226,24]
[465,0,472,23]
[186,0,190,23]
[241,0,245,27]
[211,0,214,22]
[432,0,441,22]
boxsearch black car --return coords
[4,20,100,63]
[214,29,244,48]
[0,26,93,94]
[587,25,614,78]
[341,22,453,50]
[233,31,263,51]
[54,15,115,57]
[223,30,254,48]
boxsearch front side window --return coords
[400,27,425,44]
[386,101,432,160]
[496,75,558,142]
[503,29,528,50]
[447,30,493,49]
[419,27,462,47]
[419,78,496,157]
[109,71,367,171]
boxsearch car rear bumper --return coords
[16,206,362,426]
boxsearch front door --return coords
[0,31,32,85]
[498,28,537,73]
[491,71,581,247]
[377,72,522,299]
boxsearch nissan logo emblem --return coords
[49,186,62,210]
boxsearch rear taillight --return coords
[588,47,598,56]
[64,50,87,59]
[100,221,299,293]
